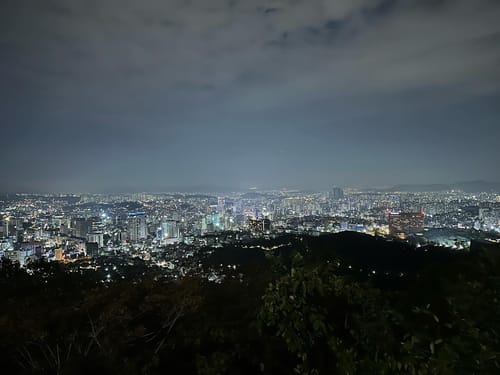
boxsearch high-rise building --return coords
[217,197,225,215]
[19,242,42,258]
[127,212,147,242]
[329,187,344,200]
[211,212,220,229]
[87,232,104,247]
[71,218,91,238]
[201,216,208,234]
[85,242,99,258]
[388,211,424,238]
[161,220,180,239]
[201,212,222,233]
[2,216,12,238]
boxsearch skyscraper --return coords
[330,187,344,200]
[71,218,91,239]
[161,220,180,239]
[127,212,147,243]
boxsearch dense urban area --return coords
[1,188,499,281]
[2,187,500,374]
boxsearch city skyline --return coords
[1,179,500,195]
[2,0,500,192]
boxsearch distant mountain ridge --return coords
[380,180,500,193]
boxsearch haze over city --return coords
[2,0,500,192]
[3,2,500,374]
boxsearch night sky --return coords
[2,0,500,193]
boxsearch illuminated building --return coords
[201,216,208,234]
[248,217,271,234]
[211,212,220,230]
[217,197,225,215]
[2,216,12,238]
[87,232,104,247]
[4,249,22,264]
[3,248,35,267]
[54,248,64,261]
[127,212,147,242]
[71,218,91,239]
[201,212,223,234]
[19,242,42,258]
[388,211,424,238]
[161,220,180,239]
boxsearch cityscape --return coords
[1,186,499,280]
[2,0,500,373]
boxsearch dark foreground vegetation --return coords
[1,232,499,374]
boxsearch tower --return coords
[127,212,147,242]
[330,187,344,200]
[161,220,180,239]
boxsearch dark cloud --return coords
[1,0,499,192]
[260,7,281,14]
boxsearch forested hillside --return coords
[1,233,499,374]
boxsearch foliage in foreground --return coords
[0,246,499,374]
